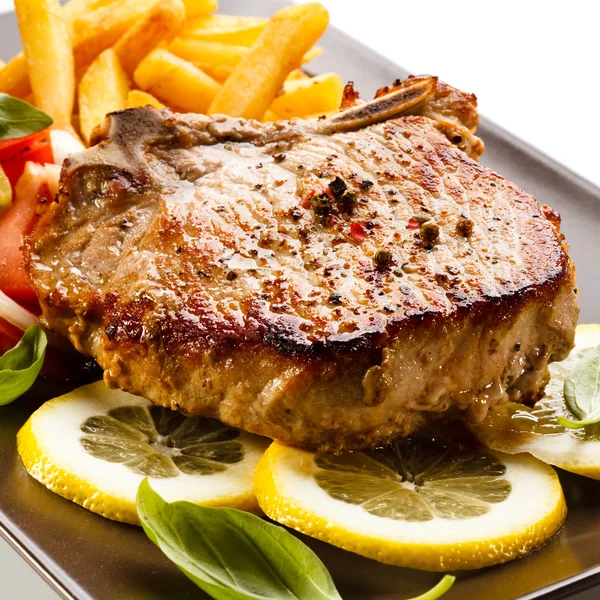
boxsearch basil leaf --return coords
[137,479,342,600]
[557,345,600,428]
[0,93,53,141]
[137,481,455,600]
[0,326,47,406]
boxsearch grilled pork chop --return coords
[26,76,578,451]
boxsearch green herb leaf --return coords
[0,326,47,406]
[557,345,600,428]
[137,481,456,600]
[0,93,53,141]
[137,479,342,600]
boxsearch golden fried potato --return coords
[72,0,158,74]
[0,0,114,98]
[134,49,220,113]
[0,54,30,97]
[168,38,323,83]
[168,38,246,82]
[14,0,75,129]
[79,48,130,143]
[61,0,115,24]
[180,14,267,46]
[127,89,165,109]
[113,0,186,77]
[182,0,217,19]
[269,73,344,119]
[262,110,279,122]
[302,45,323,64]
[286,69,310,82]
[208,3,329,119]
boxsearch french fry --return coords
[127,89,165,109]
[0,0,114,98]
[14,0,75,130]
[302,45,323,64]
[262,110,279,122]
[72,0,158,73]
[180,14,267,46]
[208,3,329,120]
[61,0,116,25]
[269,73,344,119]
[168,38,246,82]
[134,49,220,113]
[181,0,217,20]
[113,0,186,77]
[286,69,310,82]
[0,54,30,97]
[1,5,323,101]
[79,48,130,143]
[168,38,323,83]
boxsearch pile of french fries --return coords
[1,0,344,145]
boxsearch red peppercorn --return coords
[350,222,366,242]
[407,217,420,230]
[300,190,315,209]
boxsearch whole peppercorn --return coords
[456,217,474,237]
[374,249,392,268]
[311,193,333,216]
[420,221,440,246]
[328,292,343,305]
[339,189,358,211]
[328,176,347,197]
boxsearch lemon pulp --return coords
[315,437,511,521]
[80,405,244,478]
[255,438,566,571]
[18,381,269,523]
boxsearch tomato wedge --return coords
[0,162,60,309]
[0,129,54,188]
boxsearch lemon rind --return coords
[255,443,567,572]
[17,397,262,525]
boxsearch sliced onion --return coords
[0,288,74,352]
[16,161,61,201]
[49,129,85,166]
[0,288,37,331]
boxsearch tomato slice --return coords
[0,129,54,188]
[0,162,58,308]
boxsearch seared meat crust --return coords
[26,78,578,450]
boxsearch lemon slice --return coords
[18,381,269,524]
[470,324,600,479]
[255,437,566,571]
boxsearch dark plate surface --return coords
[2,1,600,599]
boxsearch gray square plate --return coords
[1,1,600,598]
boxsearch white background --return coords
[315,0,599,188]
[1,0,599,598]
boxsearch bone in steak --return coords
[26,76,578,451]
